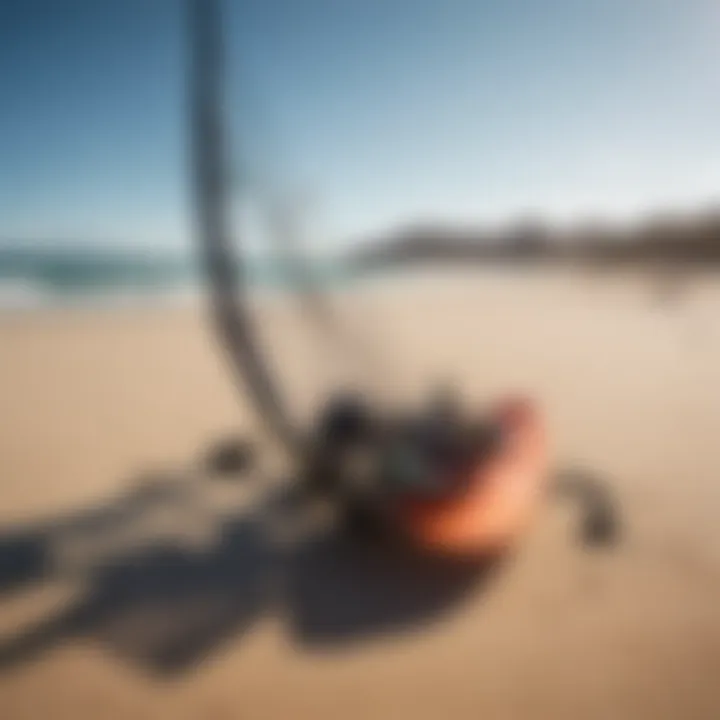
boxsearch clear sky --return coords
[1,0,719,251]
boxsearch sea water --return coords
[0,244,366,311]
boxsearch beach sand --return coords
[1,270,719,719]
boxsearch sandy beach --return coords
[1,270,720,719]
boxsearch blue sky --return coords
[1,0,719,251]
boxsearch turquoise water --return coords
[0,245,360,307]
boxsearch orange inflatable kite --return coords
[395,398,548,556]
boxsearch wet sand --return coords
[1,270,719,719]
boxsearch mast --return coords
[188,0,300,452]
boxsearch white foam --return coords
[0,279,52,310]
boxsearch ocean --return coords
[0,244,527,312]
[0,244,358,310]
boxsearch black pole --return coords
[188,0,300,453]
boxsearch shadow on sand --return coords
[0,455,618,678]
[0,470,498,676]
